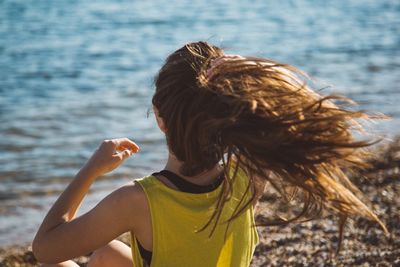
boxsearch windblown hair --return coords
[152,41,388,251]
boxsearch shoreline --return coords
[1,137,399,266]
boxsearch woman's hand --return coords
[82,138,140,178]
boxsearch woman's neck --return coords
[163,153,223,186]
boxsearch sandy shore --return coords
[1,137,399,267]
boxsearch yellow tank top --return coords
[129,166,259,267]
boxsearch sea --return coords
[0,0,399,245]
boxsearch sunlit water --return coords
[0,0,399,245]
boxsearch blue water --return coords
[0,0,399,245]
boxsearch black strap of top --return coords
[152,170,224,194]
[137,241,152,266]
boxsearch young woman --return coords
[33,41,387,267]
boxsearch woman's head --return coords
[152,42,224,175]
[152,41,388,248]
[152,42,308,176]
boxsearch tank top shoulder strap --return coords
[152,170,224,194]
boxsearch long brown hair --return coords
[152,41,388,251]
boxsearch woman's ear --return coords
[153,106,167,133]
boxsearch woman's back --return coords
[130,165,259,267]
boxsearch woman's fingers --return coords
[122,149,133,159]
[82,138,140,177]
[102,138,140,154]
[109,138,139,164]
[112,149,133,162]
[112,138,140,153]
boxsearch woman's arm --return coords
[32,138,141,263]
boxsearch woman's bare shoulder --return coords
[117,180,146,197]
[109,180,149,230]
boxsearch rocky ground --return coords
[1,137,399,267]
